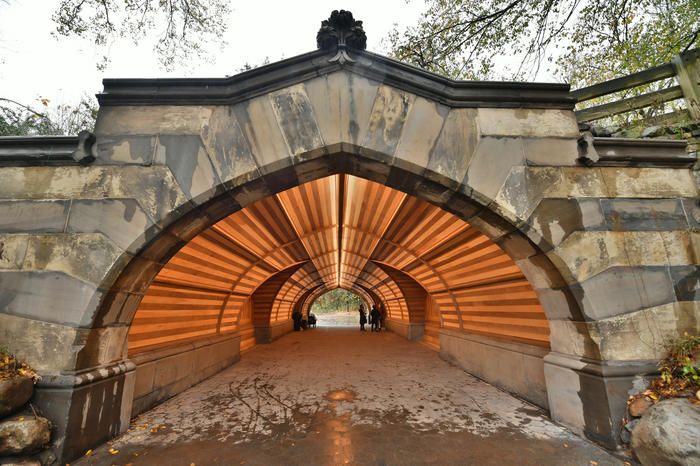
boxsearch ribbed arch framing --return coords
[128,174,549,355]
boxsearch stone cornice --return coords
[0,131,96,166]
[97,48,575,109]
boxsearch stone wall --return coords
[130,334,241,416]
[440,329,549,409]
[1,55,698,461]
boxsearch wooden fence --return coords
[571,48,700,122]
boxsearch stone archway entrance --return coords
[0,11,697,463]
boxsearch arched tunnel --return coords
[68,172,604,465]
[122,173,553,415]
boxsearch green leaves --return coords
[389,0,700,85]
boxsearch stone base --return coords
[254,320,294,343]
[544,352,657,450]
[130,333,241,416]
[32,361,135,464]
[385,320,424,341]
[439,329,549,409]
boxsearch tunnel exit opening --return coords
[308,289,366,328]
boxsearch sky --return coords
[0,0,556,110]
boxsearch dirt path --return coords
[75,327,627,466]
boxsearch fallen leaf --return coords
[590,461,598,465]
[85,450,93,456]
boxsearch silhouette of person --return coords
[370,304,381,332]
[359,304,367,331]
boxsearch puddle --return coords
[325,389,356,402]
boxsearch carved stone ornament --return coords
[316,10,367,64]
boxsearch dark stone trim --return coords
[36,360,136,389]
[578,134,694,167]
[544,351,658,377]
[98,49,575,109]
[0,131,96,166]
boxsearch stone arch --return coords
[2,48,695,463]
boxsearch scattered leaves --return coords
[0,349,40,382]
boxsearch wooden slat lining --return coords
[129,174,551,356]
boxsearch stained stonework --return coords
[0,43,698,463]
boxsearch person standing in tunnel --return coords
[292,309,303,331]
[359,303,367,331]
[379,303,387,331]
[370,304,381,332]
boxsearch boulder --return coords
[0,378,33,418]
[641,125,667,138]
[0,416,50,456]
[632,399,700,466]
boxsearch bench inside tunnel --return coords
[127,174,551,417]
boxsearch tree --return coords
[0,95,98,136]
[389,0,700,86]
[52,0,231,70]
[311,289,363,314]
[0,0,231,135]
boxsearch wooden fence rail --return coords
[572,48,700,122]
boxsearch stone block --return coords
[0,201,69,233]
[599,167,698,198]
[593,301,700,361]
[154,135,221,203]
[363,85,415,156]
[0,314,84,373]
[427,108,478,186]
[393,96,448,169]
[0,235,29,270]
[572,266,676,320]
[477,108,579,138]
[601,199,689,231]
[525,198,606,250]
[233,96,291,167]
[303,71,379,146]
[270,84,324,156]
[0,166,188,228]
[545,167,609,198]
[32,367,134,463]
[95,136,156,165]
[492,167,562,225]
[95,105,212,136]
[0,271,103,327]
[547,319,601,359]
[683,198,700,227]
[465,137,524,203]
[17,234,127,286]
[523,137,579,166]
[670,265,700,301]
[200,106,259,185]
[66,199,154,254]
[440,329,549,408]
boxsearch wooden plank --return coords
[576,86,683,122]
[570,63,675,101]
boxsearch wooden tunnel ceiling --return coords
[129,175,549,354]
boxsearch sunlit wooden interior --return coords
[129,175,549,354]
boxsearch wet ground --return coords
[76,327,628,466]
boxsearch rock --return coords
[641,125,667,138]
[591,126,612,137]
[628,396,654,417]
[621,418,639,443]
[0,378,33,418]
[632,398,700,466]
[0,459,41,465]
[0,416,50,456]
